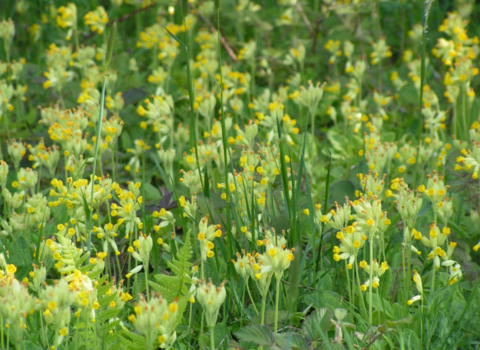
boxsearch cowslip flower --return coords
[333,224,366,266]
[127,235,153,278]
[196,280,226,329]
[407,270,423,305]
[359,260,389,291]
[130,294,180,349]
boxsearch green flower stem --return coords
[246,282,259,315]
[274,277,281,332]
[345,260,352,303]
[431,264,436,296]
[369,237,374,325]
[87,76,106,257]
[405,226,413,316]
[354,261,366,316]
[115,252,122,283]
[402,242,408,315]
[216,10,231,238]
[259,297,267,350]
[210,326,215,350]
[145,263,150,301]
[200,312,205,349]
[462,84,467,140]
[260,297,266,325]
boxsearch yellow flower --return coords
[6,264,16,274]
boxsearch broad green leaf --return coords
[328,180,355,207]
[379,268,392,299]
[235,325,274,346]
[303,308,332,341]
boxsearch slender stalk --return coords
[462,84,468,140]
[478,177,480,211]
[369,237,374,324]
[430,264,436,296]
[260,297,266,325]
[402,242,408,314]
[405,227,413,313]
[354,261,367,320]
[87,76,106,257]
[246,282,259,315]
[259,297,267,350]
[345,261,352,303]
[274,277,281,332]
[115,251,122,281]
[414,1,429,188]
[200,312,205,349]
[210,326,215,350]
[145,264,150,301]
[216,10,231,239]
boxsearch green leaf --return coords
[334,309,347,321]
[273,212,290,234]
[251,310,290,327]
[144,183,162,201]
[328,180,355,207]
[315,342,346,350]
[303,308,332,341]
[120,328,147,349]
[404,329,420,349]
[51,205,69,224]
[26,108,37,124]
[24,341,43,350]
[235,325,274,346]
[163,26,187,49]
[214,321,230,349]
[386,317,412,328]
[274,332,308,350]
[133,273,146,296]
[151,232,193,302]
[379,268,392,299]
[122,87,148,106]
[104,21,117,70]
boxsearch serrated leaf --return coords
[121,328,147,349]
[274,332,308,350]
[303,308,332,341]
[99,292,119,309]
[151,233,193,302]
[235,325,274,346]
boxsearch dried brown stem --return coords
[188,4,238,62]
